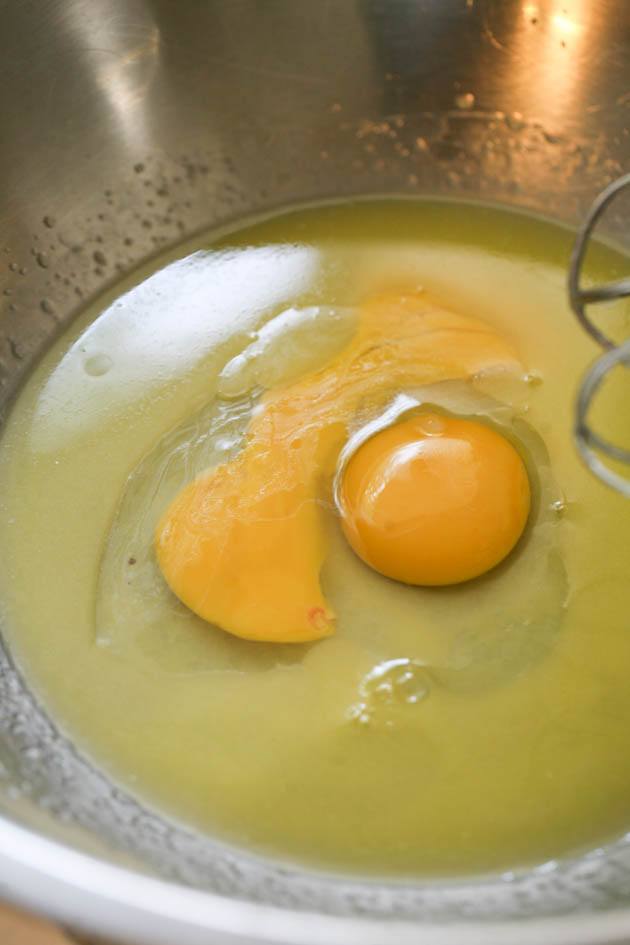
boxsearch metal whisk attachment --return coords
[570,173,630,497]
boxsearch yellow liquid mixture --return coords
[1,199,630,877]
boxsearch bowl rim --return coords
[1,816,629,945]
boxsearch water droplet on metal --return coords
[505,112,526,132]
[9,339,25,360]
[543,131,562,145]
[455,92,475,110]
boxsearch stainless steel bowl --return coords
[2,2,630,943]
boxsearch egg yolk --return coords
[156,289,521,643]
[339,414,531,586]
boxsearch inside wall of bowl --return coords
[0,0,630,926]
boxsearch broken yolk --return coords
[338,414,531,587]
[155,290,521,643]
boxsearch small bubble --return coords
[134,162,145,174]
[93,249,107,266]
[84,353,113,377]
[417,413,446,436]
[43,215,56,228]
[36,252,49,269]
[123,237,134,246]
[349,658,431,727]
[550,499,567,516]
[8,262,17,272]
[374,681,393,702]
[3,288,12,296]
[19,267,27,276]
[349,707,370,727]
[524,371,543,386]
[40,298,55,315]
[395,669,430,704]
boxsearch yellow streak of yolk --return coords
[155,290,521,642]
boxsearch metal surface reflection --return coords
[511,0,590,123]
[65,0,160,150]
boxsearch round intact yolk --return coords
[338,413,531,586]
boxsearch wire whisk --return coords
[569,173,630,497]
